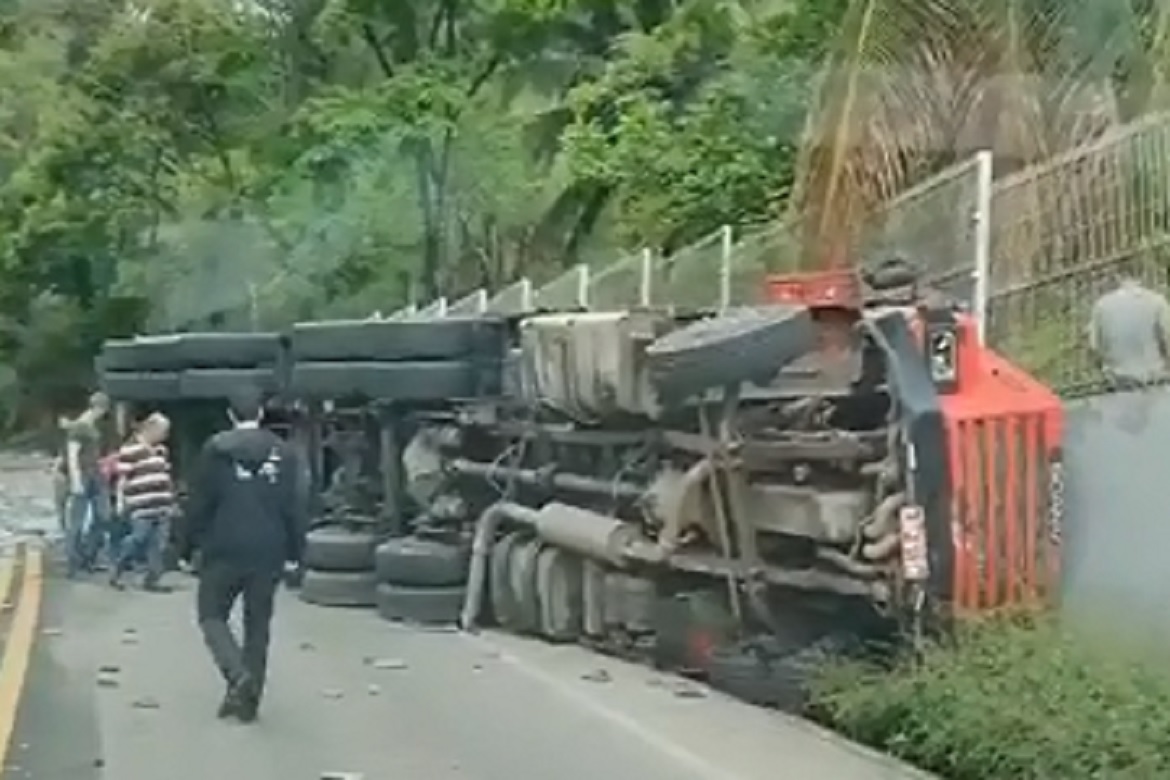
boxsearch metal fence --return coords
[447,289,488,316]
[400,152,996,346]
[485,278,533,316]
[861,152,993,332]
[986,112,1170,395]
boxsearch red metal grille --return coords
[947,411,1062,612]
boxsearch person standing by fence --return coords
[1088,272,1170,390]
[110,412,176,592]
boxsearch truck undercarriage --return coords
[95,266,1062,711]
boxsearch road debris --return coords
[581,669,612,683]
[369,657,407,671]
[320,773,364,780]
[131,697,160,710]
[97,665,121,688]
[321,688,344,700]
[673,685,706,699]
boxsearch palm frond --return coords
[788,0,1141,267]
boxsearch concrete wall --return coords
[1062,387,1170,642]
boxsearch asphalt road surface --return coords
[0,454,932,780]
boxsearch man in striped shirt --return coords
[111,412,176,592]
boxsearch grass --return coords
[809,614,1170,780]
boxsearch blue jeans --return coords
[114,515,168,587]
[65,479,109,578]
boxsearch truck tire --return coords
[102,332,283,371]
[375,536,468,586]
[176,332,283,368]
[508,539,542,634]
[299,569,377,607]
[375,583,465,626]
[646,306,815,403]
[101,337,184,372]
[303,526,380,572]
[179,368,280,399]
[290,317,508,362]
[100,371,182,401]
[489,533,523,627]
[581,560,607,638]
[289,360,501,401]
[536,548,583,642]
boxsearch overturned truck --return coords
[96,265,1064,711]
[398,266,1064,707]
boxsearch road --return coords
[0,455,932,780]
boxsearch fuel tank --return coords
[518,311,674,419]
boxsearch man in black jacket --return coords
[182,387,304,723]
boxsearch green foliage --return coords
[812,616,1170,780]
[561,2,824,247]
[0,0,850,429]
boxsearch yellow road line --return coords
[0,548,16,614]
[0,545,41,768]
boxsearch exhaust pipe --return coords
[460,501,538,632]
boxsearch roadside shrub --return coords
[810,615,1170,780]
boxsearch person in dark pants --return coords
[181,388,303,723]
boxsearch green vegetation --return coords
[812,616,1170,780]
[0,0,848,427]
[4,1,1170,774]
[4,0,1170,420]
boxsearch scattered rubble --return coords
[369,657,407,671]
[581,669,611,683]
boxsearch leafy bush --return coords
[810,616,1170,780]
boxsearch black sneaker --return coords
[216,687,239,719]
[218,674,257,722]
[234,678,260,723]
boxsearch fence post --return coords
[519,278,533,311]
[639,248,654,307]
[575,264,590,309]
[972,149,994,343]
[247,282,260,330]
[719,224,734,311]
